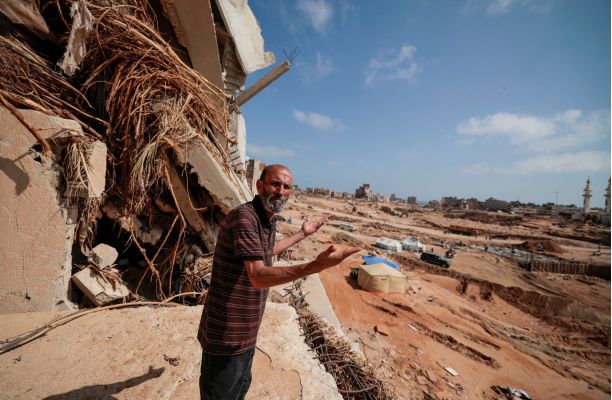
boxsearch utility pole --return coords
[555,190,559,206]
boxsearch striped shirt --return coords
[198,195,276,355]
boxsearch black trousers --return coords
[199,349,255,400]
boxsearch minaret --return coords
[583,178,592,214]
[605,178,611,214]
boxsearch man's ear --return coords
[256,179,264,195]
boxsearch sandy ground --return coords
[1,194,609,400]
[278,195,611,400]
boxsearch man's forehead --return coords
[267,167,292,181]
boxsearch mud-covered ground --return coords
[278,194,611,400]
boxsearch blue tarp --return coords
[362,255,400,270]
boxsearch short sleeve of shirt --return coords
[232,207,264,261]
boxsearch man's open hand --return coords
[302,216,328,237]
[312,245,361,272]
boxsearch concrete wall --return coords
[0,108,79,313]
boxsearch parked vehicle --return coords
[420,252,452,268]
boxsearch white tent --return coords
[402,236,424,252]
[357,263,406,293]
[375,237,402,252]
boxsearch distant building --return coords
[355,183,373,200]
[406,196,417,205]
[441,196,464,209]
[465,198,480,210]
[313,187,331,197]
[427,200,440,209]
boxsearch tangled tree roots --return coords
[285,280,394,400]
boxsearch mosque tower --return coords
[582,178,592,214]
[605,178,611,214]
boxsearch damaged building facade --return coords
[0,0,289,313]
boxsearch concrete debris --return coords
[491,385,531,400]
[0,0,52,41]
[327,220,357,232]
[179,139,250,214]
[71,267,129,306]
[444,367,459,376]
[0,108,79,313]
[91,243,118,269]
[166,167,218,252]
[375,324,390,336]
[426,369,438,384]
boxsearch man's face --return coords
[257,167,293,214]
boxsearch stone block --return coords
[92,243,118,268]
[71,267,129,306]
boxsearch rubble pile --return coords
[0,0,254,309]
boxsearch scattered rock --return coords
[91,243,118,268]
[71,267,129,306]
[444,367,458,376]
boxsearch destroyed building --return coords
[0,0,290,313]
[355,183,373,200]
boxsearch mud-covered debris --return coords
[91,243,118,268]
[71,267,129,306]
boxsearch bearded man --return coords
[197,164,360,400]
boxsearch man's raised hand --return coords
[311,244,361,272]
[302,216,328,237]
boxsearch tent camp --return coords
[402,236,424,252]
[375,237,402,252]
[357,263,406,293]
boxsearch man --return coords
[197,164,360,400]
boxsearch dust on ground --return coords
[277,194,611,400]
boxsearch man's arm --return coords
[245,244,360,289]
[273,216,327,255]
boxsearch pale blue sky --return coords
[242,0,610,207]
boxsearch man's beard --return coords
[262,191,287,213]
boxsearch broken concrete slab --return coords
[216,0,275,74]
[0,107,80,314]
[102,204,164,246]
[158,0,224,89]
[252,302,343,400]
[179,138,251,213]
[71,267,129,306]
[167,166,218,252]
[91,243,118,269]
[374,324,390,336]
[273,269,344,334]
